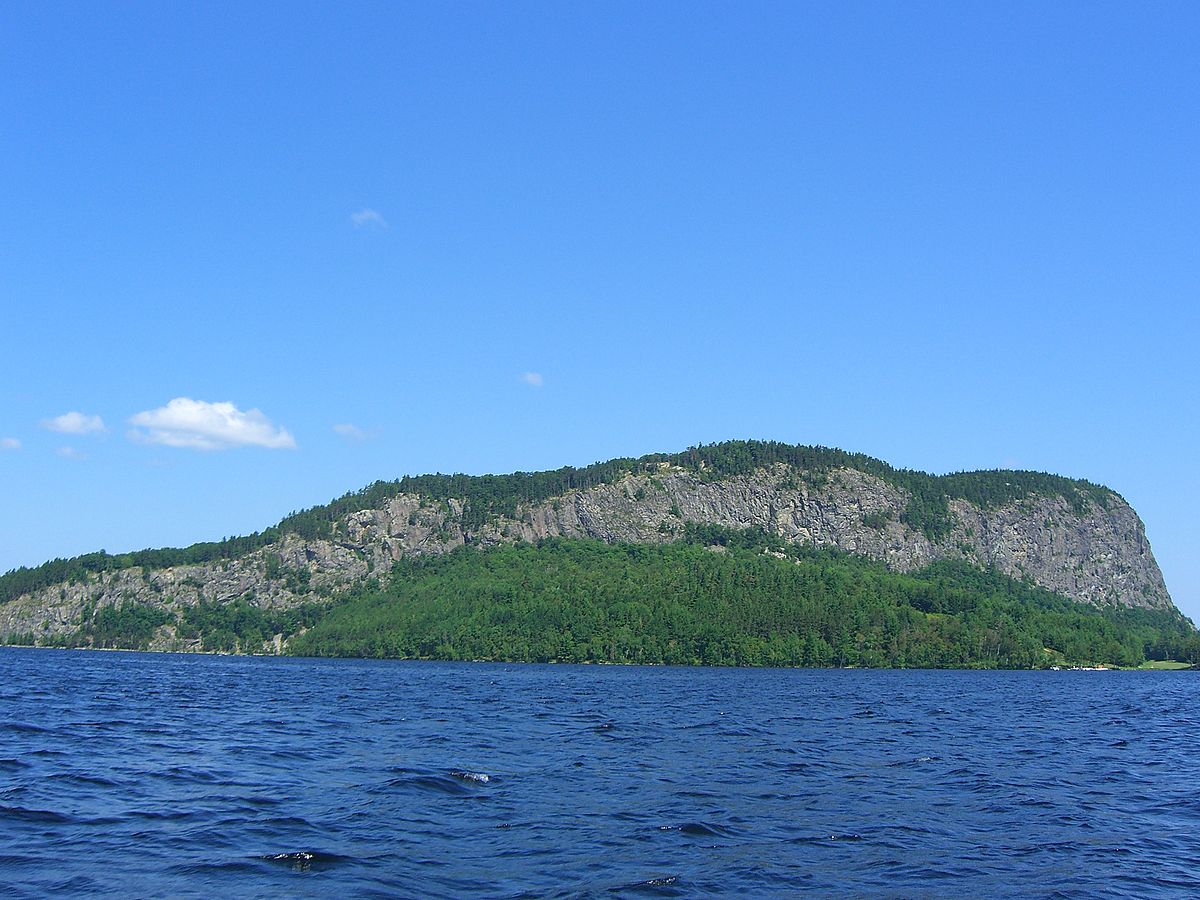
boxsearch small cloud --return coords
[350,208,388,229]
[520,372,544,388]
[0,437,19,451]
[57,446,87,460]
[128,398,296,451]
[41,411,106,435]
[333,423,372,442]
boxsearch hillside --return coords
[289,532,1197,668]
[0,441,1186,663]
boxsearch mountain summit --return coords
[0,441,1180,660]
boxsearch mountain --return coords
[0,441,1188,665]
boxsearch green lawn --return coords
[1136,659,1193,670]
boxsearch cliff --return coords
[0,443,1175,649]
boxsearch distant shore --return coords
[2,644,1195,672]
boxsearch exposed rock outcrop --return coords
[0,461,1174,646]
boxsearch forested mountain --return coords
[0,440,1117,604]
[290,531,1199,668]
[0,441,1187,667]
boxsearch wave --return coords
[258,850,351,871]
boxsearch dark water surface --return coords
[1,649,1197,897]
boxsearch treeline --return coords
[667,441,1112,540]
[0,440,1118,602]
[10,526,1195,667]
[10,596,331,654]
[378,441,1114,541]
[0,538,274,604]
[287,529,1196,669]
[175,597,328,653]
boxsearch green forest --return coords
[288,528,1197,669]
[11,526,1195,667]
[10,596,330,653]
[0,440,1116,603]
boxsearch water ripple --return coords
[1,648,1198,897]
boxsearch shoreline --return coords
[1,644,1194,671]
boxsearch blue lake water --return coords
[1,648,1198,897]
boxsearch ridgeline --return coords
[1,441,1191,667]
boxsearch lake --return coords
[1,648,1197,897]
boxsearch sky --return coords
[1,2,1197,619]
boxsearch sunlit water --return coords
[1,648,1198,897]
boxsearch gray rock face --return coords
[0,463,1174,645]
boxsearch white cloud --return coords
[1,437,20,450]
[520,371,544,388]
[350,208,388,228]
[128,398,296,451]
[56,446,87,460]
[41,411,106,435]
[333,423,371,441]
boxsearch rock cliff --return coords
[0,457,1175,647]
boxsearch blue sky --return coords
[2,2,1197,619]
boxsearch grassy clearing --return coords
[1136,659,1193,670]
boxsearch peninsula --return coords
[2,441,1194,667]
